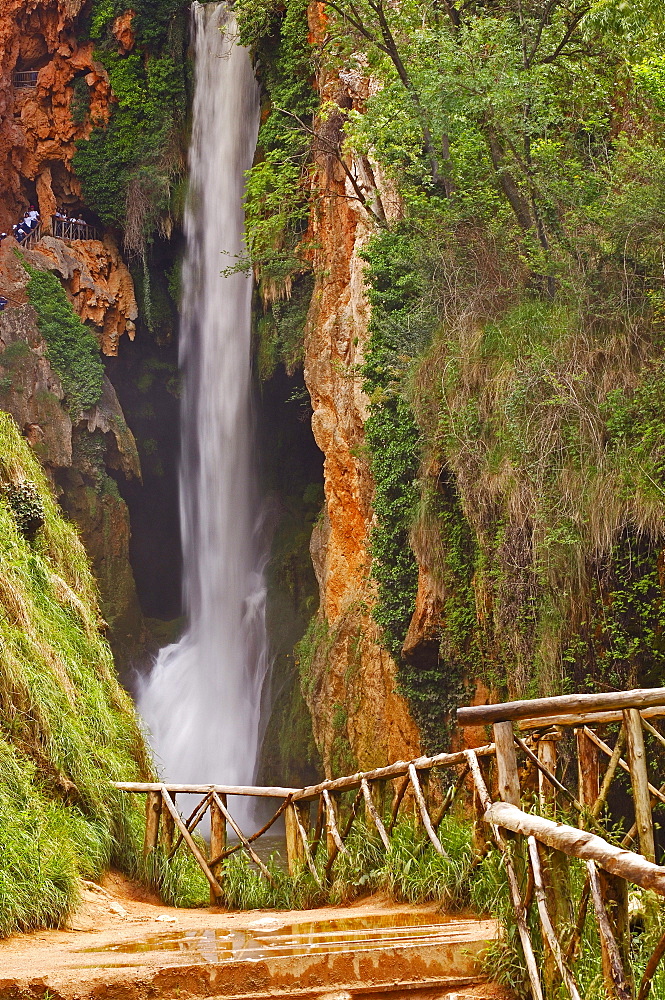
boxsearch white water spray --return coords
[139,3,267,812]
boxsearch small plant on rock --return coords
[2,480,45,539]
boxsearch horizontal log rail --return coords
[114,782,301,796]
[113,744,495,800]
[457,686,665,726]
[518,704,665,730]
[485,802,665,896]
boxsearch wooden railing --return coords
[458,688,665,1000]
[51,218,98,241]
[117,686,665,1000]
[19,223,42,250]
[13,71,38,89]
[115,742,496,899]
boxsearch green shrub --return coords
[235,0,317,370]
[24,265,104,414]
[2,480,45,538]
[74,0,188,251]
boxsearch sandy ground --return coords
[0,873,513,1000]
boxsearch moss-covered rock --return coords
[0,411,150,936]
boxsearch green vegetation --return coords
[25,266,104,414]
[0,412,154,934]
[70,75,91,126]
[0,412,205,931]
[74,0,188,255]
[235,0,318,373]
[189,813,475,912]
[232,0,665,746]
[250,0,665,723]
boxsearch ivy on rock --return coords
[25,266,105,415]
[74,0,188,254]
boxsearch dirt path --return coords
[0,873,512,1000]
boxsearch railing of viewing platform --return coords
[13,71,38,89]
[51,217,98,241]
[20,224,42,250]
[116,686,665,1000]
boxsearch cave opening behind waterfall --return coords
[256,366,325,789]
[106,310,183,629]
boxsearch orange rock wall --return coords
[0,0,109,228]
[0,0,144,663]
[0,0,137,354]
[301,20,421,772]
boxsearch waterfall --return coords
[138,2,267,819]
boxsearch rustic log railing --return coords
[18,223,42,249]
[51,217,99,241]
[13,71,38,89]
[116,686,665,1000]
[458,687,665,1000]
[115,743,496,900]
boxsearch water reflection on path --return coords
[82,911,497,968]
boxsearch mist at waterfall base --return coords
[138,3,269,830]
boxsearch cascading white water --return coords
[138,2,267,817]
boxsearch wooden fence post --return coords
[389,775,409,834]
[471,756,490,856]
[576,726,631,994]
[528,730,567,993]
[587,860,632,1000]
[161,790,176,853]
[285,801,310,874]
[624,708,656,864]
[144,790,161,855]
[324,790,343,860]
[493,721,520,805]
[374,779,388,824]
[361,779,390,849]
[323,789,346,877]
[576,727,600,818]
[415,768,430,826]
[209,793,226,904]
[536,729,560,809]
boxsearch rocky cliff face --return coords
[0,0,145,666]
[301,31,421,772]
[0,0,138,353]
[0,240,144,663]
[0,0,107,227]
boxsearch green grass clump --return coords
[216,814,475,914]
[377,816,473,909]
[222,852,325,911]
[0,411,157,935]
[24,265,104,414]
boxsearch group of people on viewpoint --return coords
[0,207,90,249]
[0,206,40,245]
[53,210,89,237]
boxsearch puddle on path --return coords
[81,911,494,967]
